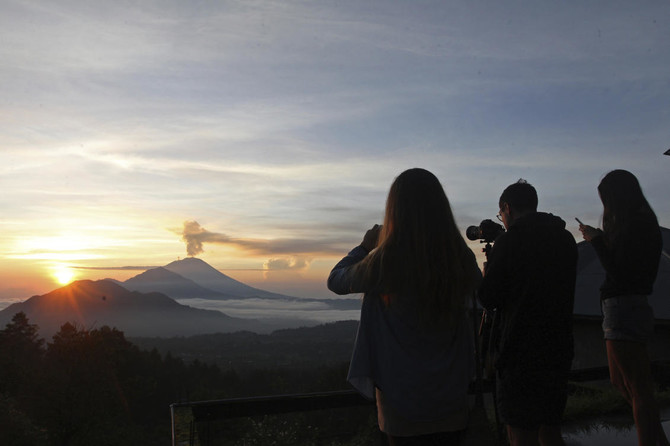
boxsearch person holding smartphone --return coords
[328,168,481,445]
[579,169,669,446]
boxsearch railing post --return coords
[170,404,176,446]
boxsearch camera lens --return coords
[466,226,482,241]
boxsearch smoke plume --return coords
[181,221,231,256]
[179,220,349,258]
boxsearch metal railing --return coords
[170,365,632,446]
[171,389,375,446]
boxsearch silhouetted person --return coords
[478,179,577,446]
[328,168,481,445]
[579,169,669,446]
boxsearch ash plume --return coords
[178,220,351,258]
[181,220,231,256]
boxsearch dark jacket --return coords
[478,212,577,371]
[591,211,662,300]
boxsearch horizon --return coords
[4,231,669,320]
[1,1,669,303]
[0,256,363,333]
[0,254,363,306]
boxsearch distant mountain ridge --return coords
[124,257,361,310]
[162,257,297,300]
[0,257,361,338]
[0,280,270,337]
[124,266,235,300]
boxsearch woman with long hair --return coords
[579,169,669,446]
[328,168,481,445]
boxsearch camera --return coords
[466,219,505,243]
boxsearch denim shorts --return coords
[496,366,569,429]
[601,295,654,343]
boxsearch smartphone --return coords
[575,217,584,226]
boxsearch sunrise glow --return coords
[0,1,668,305]
[53,266,75,286]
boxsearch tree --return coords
[0,393,49,446]
[0,313,47,444]
[0,312,44,396]
[39,323,180,445]
[39,323,143,445]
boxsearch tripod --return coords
[477,241,506,444]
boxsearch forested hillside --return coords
[130,320,359,370]
[0,313,365,446]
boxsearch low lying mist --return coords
[176,298,360,324]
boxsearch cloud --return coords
[179,220,349,257]
[263,257,311,271]
[262,256,312,281]
[72,265,157,271]
[175,298,360,323]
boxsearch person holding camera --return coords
[328,168,481,445]
[579,169,669,446]
[478,179,577,446]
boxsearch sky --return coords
[1,0,669,302]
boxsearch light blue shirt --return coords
[328,245,476,422]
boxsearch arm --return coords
[578,224,603,243]
[327,225,381,295]
[589,233,616,272]
[592,217,661,287]
[327,245,370,295]
[580,223,618,273]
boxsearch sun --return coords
[53,266,75,285]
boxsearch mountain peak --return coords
[64,279,130,295]
[169,256,206,265]
[164,257,222,274]
[168,256,207,264]
[124,265,229,300]
[181,256,206,263]
[163,258,292,300]
[126,267,182,282]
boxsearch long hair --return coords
[359,168,476,327]
[598,169,657,242]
